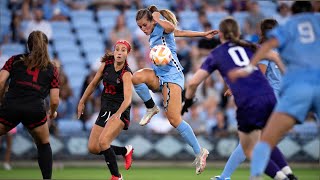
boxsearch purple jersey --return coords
[201,42,275,107]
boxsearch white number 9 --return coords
[298,22,315,43]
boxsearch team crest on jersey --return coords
[117,78,120,84]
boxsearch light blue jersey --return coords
[149,23,183,76]
[268,13,320,71]
[268,13,320,123]
[258,58,281,96]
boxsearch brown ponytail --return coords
[101,51,114,63]
[136,5,178,27]
[220,17,258,52]
[259,19,278,44]
[25,31,50,69]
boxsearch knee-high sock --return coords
[102,148,120,177]
[251,141,271,177]
[271,147,287,168]
[176,120,201,155]
[37,143,52,180]
[134,83,152,101]
[220,143,246,179]
[111,145,127,156]
[265,160,278,178]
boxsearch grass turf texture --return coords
[0,167,319,180]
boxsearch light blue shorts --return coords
[275,69,320,123]
[157,72,185,91]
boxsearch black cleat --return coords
[287,174,298,180]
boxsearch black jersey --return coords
[2,54,59,106]
[101,59,132,105]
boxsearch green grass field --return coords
[0,166,319,180]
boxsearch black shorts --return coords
[0,103,47,130]
[95,105,130,130]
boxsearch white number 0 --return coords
[298,22,315,43]
[228,46,250,67]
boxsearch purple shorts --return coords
[236,94,276,133]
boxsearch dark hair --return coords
[136,5,178,26]
[24,31,50,69]
[219,17,258,52]
[259,19,278,44]
[101,51,114,63]
[291,1,313,14]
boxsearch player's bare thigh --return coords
[28,122,50,145]
[132,68,160,91]
[238,129,261,159]
[88,125,104,154]
[162,83,182,128]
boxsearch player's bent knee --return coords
[167,116,182,128]
[132,71,145,85]
[98,137,111,150]
[88,144,101,154]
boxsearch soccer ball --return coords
[149,45,172,66]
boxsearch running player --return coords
[133,5,218,174]
[78,40,133,180]
[182,17,288,180]
[228,2,320,179]
[215,19,297,180]
[0,31,60,179]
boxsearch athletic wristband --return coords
[243,64,257,73]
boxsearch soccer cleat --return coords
[110,174,123,180]
[124,145,134,170]
[287,174,298,180]
[139,106,160,126]
[3,163,12,170]
[192,148,209,175]
[211,176,231,180]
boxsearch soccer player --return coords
[78,40,134,180]
[0,31,60,179]
[228,2,320,179]
[133,5,218,174]
[215,19,297,180]
[182,17,289,180]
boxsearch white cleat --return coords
[193,148,209,175]
[139,106,160,126]
[3,163,12,170]
[211,176,231,180]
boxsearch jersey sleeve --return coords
[267,24,289,49]
[153,23,164,36]
[1,56,15,73]
[50,66,60,89]
[258,59,269,66]
[200,53,217,73]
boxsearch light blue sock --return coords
[220,143,246,179]
[251,141,271,176]
[176,120,201,155]
[134,83,152,102]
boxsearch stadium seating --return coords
[1,43,25,57]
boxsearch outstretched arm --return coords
[77,63,104,118]
[228,38,284,81]
[174,29,219,39]
[185,69,210,99]
[182,69,210,115]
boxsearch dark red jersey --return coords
[101,59,132,105]
[2,54,59,104]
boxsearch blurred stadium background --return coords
[0,0,319,179]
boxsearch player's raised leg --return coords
[132,69,160,126]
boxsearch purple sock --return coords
[264,159,281,178]
[271,146,288,169]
